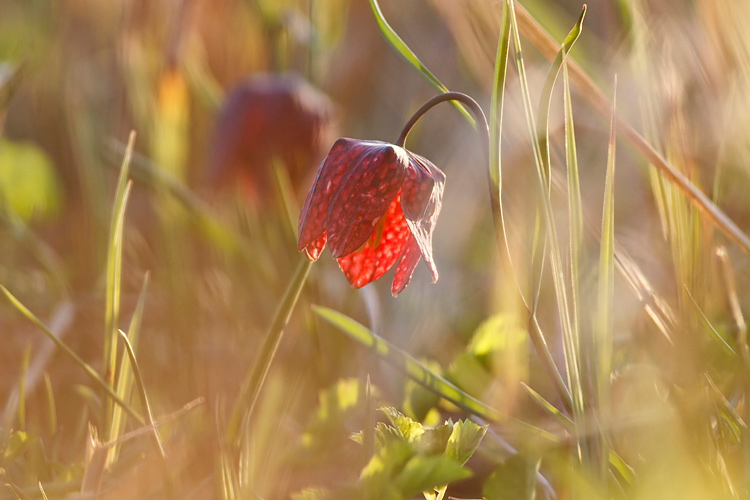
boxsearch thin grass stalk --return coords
[594,74,617,488]
[487,0,574,416]
[506,0,582,408]
[506,0,587,474]
[107,273,150,466]
[227,257,312,444]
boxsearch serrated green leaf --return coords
[445,419,487,466]
[416,424,453,457]
[381,407,425,443]
[394,455,471,498]
[361,439,414,481]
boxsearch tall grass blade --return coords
[594,75,617,486]
[562,50,583,412]
[107,273,150,466]
[505,0,584,429]
[367,0,474,125]
[313,305,503,423]
[103,131,136,438]
[537,6,586,180]
[0,285,143,425]
[487,0,573,421]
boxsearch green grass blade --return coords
[489,0,511,201]
[562,50,584,392]
[521,382,574,432]
[107,273,150,466]
[506,0,583,420]
[594,75,617,485]
[0,285,143,425]
[488,0,529,307]
[537,6,587,181]
[487,0,572,423]
[117,328,164,458]
[103,130,136,437]
[313,306,503,423]
[368,0,474,126]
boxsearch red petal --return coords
[326,142,407,258]
[391,237,422,296]
[303,232,327,261]
[400,153,445,282]
[298,138,359,255]
[336,193,411,288]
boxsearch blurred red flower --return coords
[208,74,337,202]
[297,138,445,296]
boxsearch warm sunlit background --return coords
[2,0,750,498]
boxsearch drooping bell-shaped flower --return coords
[297,138,445,296]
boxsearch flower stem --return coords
[395,91,573,414]
[395,92,487,148]
[226,257,313,443]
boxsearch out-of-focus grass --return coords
[3,0,750,498]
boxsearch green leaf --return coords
[482,454,541,500]
[362,439,414,481]
[0,138,62,220]
[381,407,425,443]
[394,455,471,498]
[313,306,503,422]
[445,419,487,466]
[367,0,473,125]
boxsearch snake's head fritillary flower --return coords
[297,138,446,296]
[208,74,337,202]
